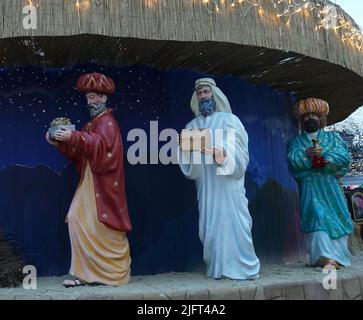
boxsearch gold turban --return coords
[293,98,330,119]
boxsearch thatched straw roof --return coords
[0,0,362,123]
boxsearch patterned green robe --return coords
[287,130,353,240]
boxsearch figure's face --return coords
[302,112,319,122]
[302,112,321,133]
[86,92,106,105]
[196,86,213,102]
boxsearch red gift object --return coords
[312,156,327,169]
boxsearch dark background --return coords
[0,64,304,276]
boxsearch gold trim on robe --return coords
[67,162,131,286]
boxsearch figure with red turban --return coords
[46,72,132,287]
[287,98,353,270]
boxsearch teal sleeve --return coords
[287,138,311,179]
[322,133,351,176]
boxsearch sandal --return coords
[63,278,86,288]
[324,260,341,270]
[315,257,341,270]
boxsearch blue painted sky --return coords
[0,64,298,192]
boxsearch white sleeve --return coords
[216,117,249,179]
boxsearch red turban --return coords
[76,72,115,95]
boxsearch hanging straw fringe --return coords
[0,0,362,123]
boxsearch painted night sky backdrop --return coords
[0,64,298,189]
[0,64,304,276]
[0,65,183,172]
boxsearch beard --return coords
[87,102,107,118]
[303,119,320,133]
[199,98,216,117]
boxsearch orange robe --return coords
[56,109,132,285]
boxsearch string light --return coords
[52,0,363,52]
[200,0,363,52]
[27,0,42,7]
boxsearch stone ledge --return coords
[1,254,363,300]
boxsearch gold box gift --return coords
[180,128,211,152]
[48,117,75,139]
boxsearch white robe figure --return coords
[178,79,260,280]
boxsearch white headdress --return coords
[190,78,232,116]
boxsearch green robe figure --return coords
[287,98,353,269]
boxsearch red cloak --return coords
[56,109,132,232]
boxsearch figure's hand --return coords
[54,127,72,142]
[45,132,59,146]
[201,141,212,155]
[213,146,227,165]
[306,147,322,158]
[201,146,226,165]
